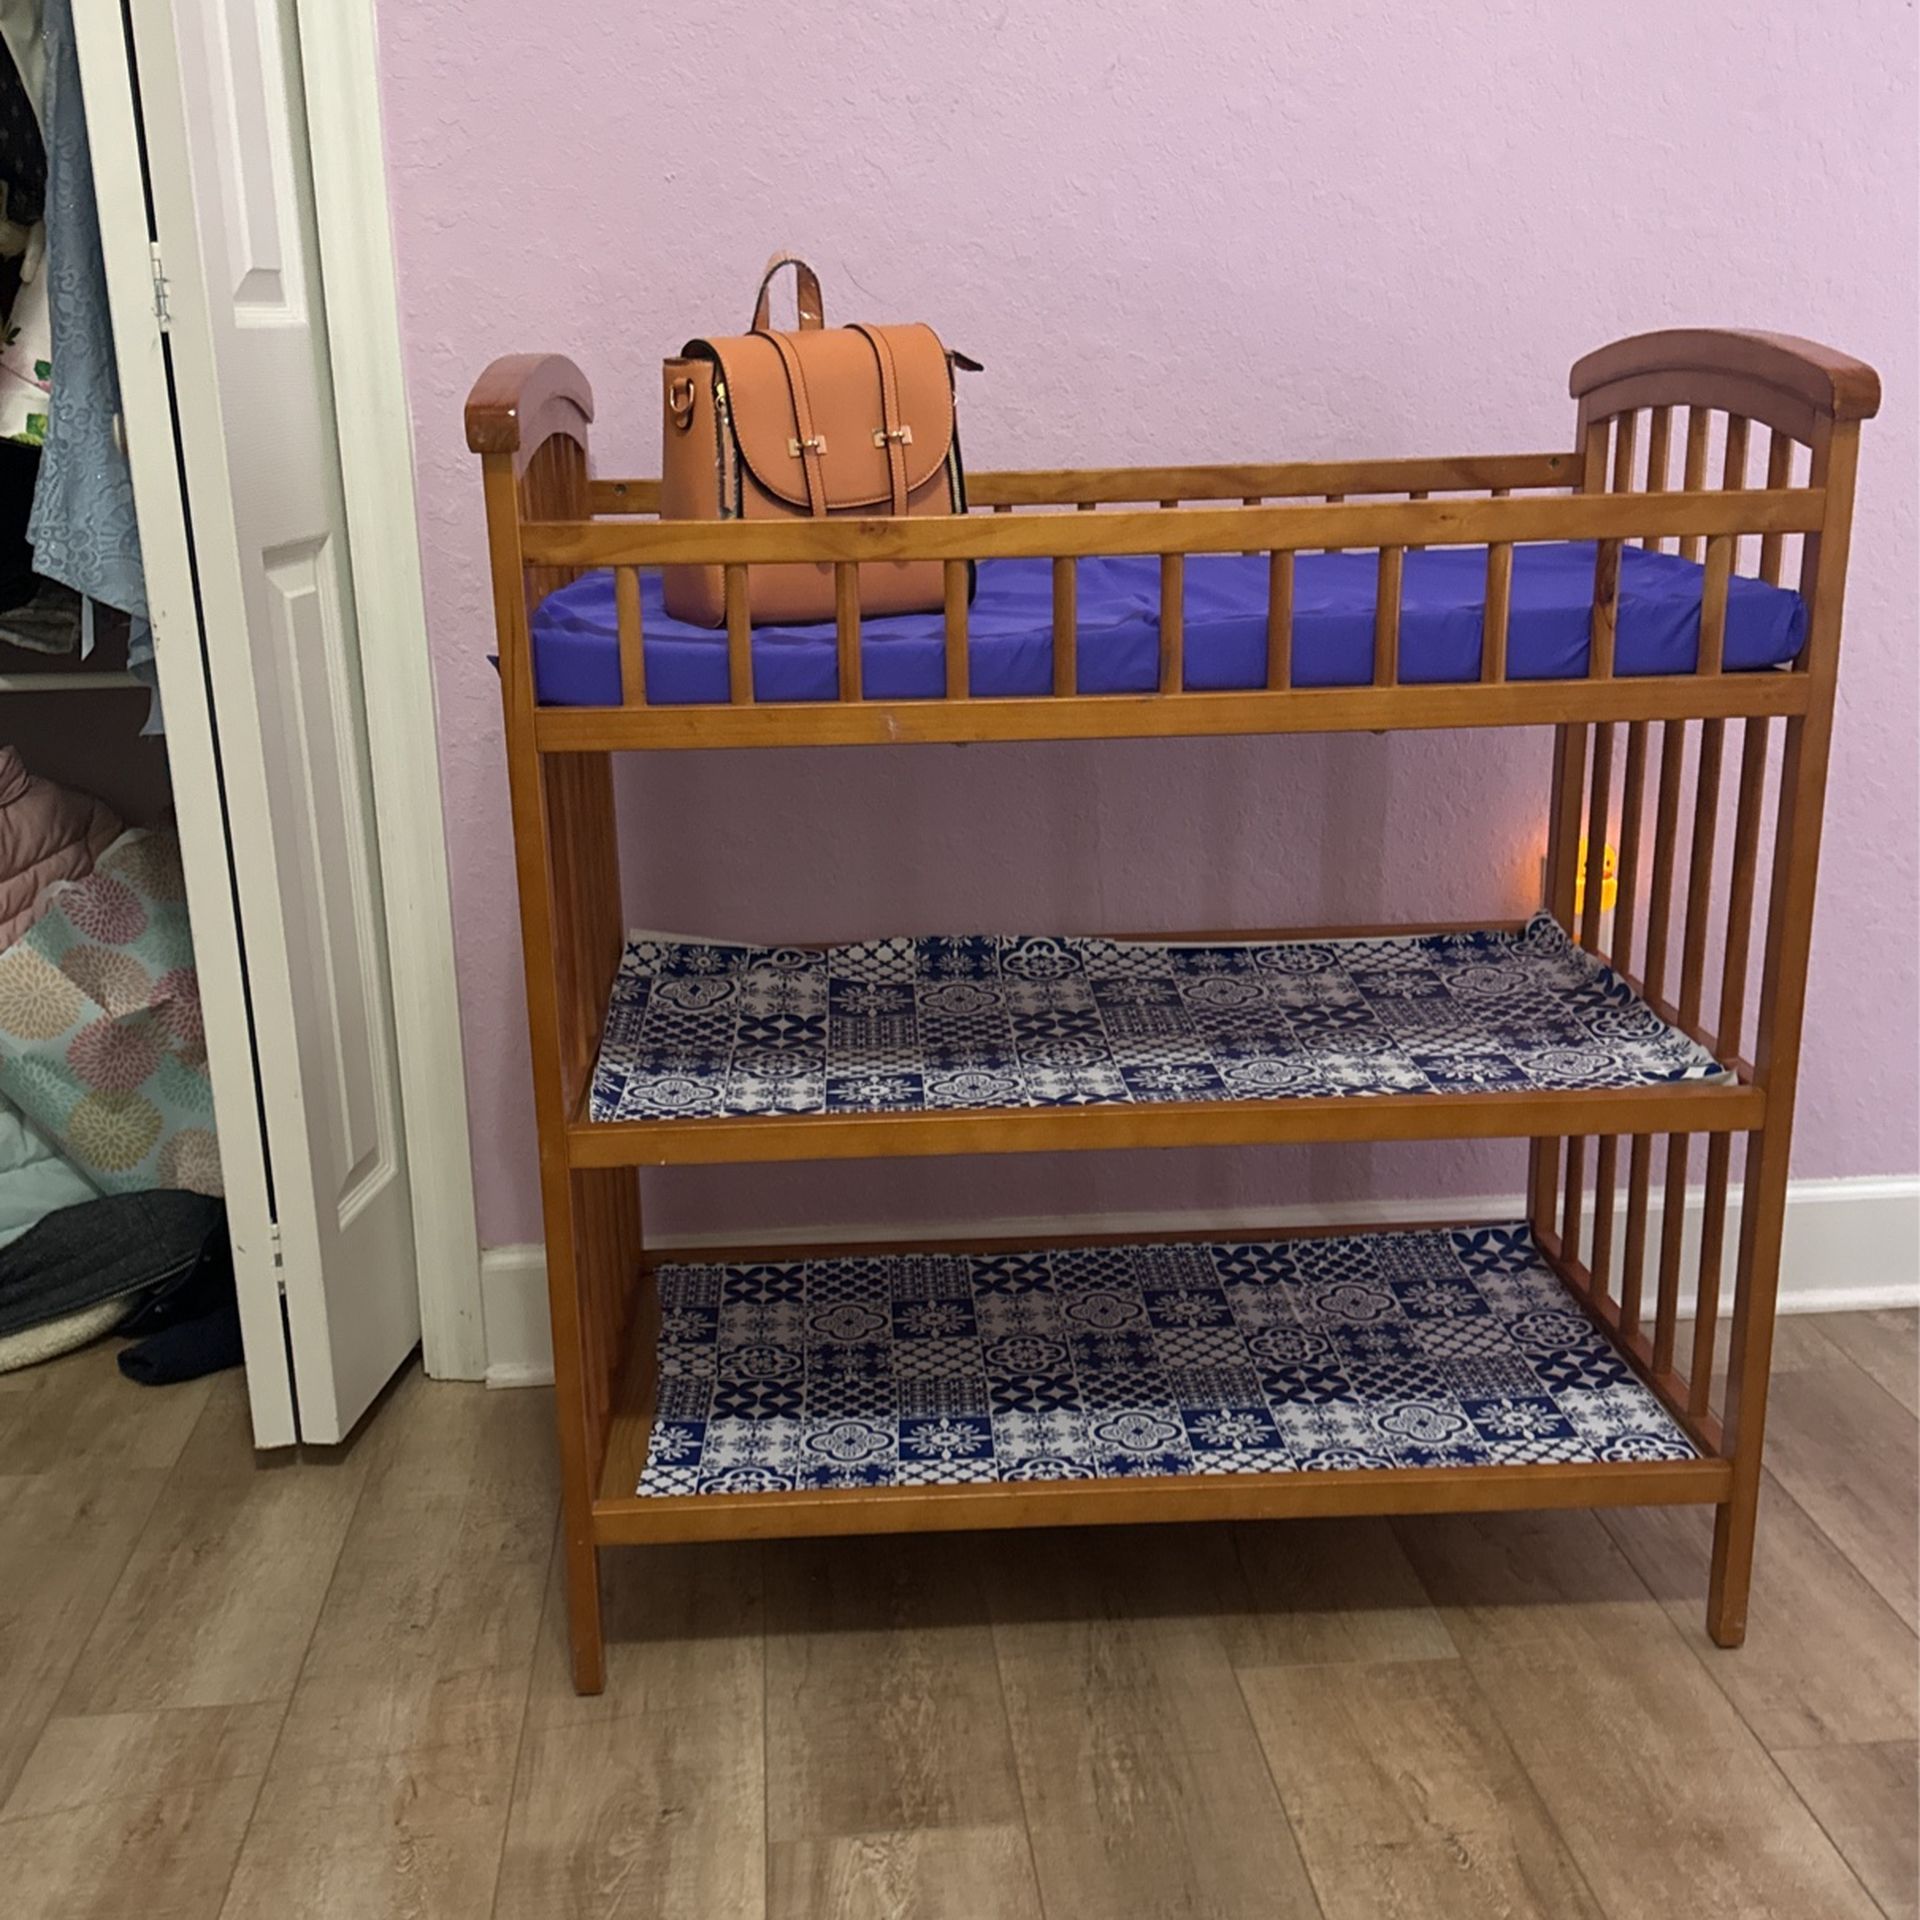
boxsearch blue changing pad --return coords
[530,541,1806,707]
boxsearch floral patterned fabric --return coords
[0,828,219,1195]
[634,1224,1696,1496]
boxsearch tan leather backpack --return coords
[660,254,972,627]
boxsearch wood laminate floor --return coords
[1,1312,1913,1918]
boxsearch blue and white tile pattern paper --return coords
[592,914,1729,1123]
[637,1225,1697,1496]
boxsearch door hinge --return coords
[269,1219,284,1287]
[149,240,171,332]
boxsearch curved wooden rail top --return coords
[465,352,595,464]
[1570,328,1882,428]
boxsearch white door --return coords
[75,0,421,1443]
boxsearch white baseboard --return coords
[480,1173,1920,1388]
[480,1244,563,1389]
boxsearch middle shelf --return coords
[565,914,1762,1168]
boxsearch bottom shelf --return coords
[594,1223,1729,1542]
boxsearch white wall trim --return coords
[295,0,484,1379]
[479,1174,1920,1387]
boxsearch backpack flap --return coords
[695,322,956,515]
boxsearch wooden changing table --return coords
[468,328,1879,1693]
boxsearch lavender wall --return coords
[378,0,1918,1249]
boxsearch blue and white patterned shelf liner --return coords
[591,914,1729,1123]
[635,1224,1697,1496]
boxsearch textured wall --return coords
[378,0,1918,1247]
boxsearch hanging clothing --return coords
[25,0,145,623]
[0,219,49,448]
[0,1,43,139]
[0,14,48,469]
[0,20,46,396]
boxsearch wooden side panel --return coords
[480,422,640,1693]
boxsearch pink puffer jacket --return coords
[0,748,123,948]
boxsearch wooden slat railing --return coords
[522,488,1821,572]
[1541,377,1826,1442]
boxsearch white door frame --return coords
[291,0,484,1380]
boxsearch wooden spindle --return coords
[1621,1134,1653,1338]
[1679,719,1725,1030]
[1568,718,1615,1287]
[1561,1134,1587,1267]
[1608,726,1650,1333]
[1590,538,1620,680]
[1052,557,1077,697]
[835,562,862,701]
[724,564,752,703]
[1689,1134,1732,1416]
[1374,545,1403,686]
[1580,721,1614,951]
[1687,716,1771,1417]
[1610,407,1639,494]
[1613,722,1650,973]
[1533,716,1589,1240]
[1483,540,1512,684]
[1592,1135,1619,1305]
[1642,721,1687,1000]
[1698,535,1733,676]
[1654,1135,1688,1376]
[1160,563,1184,693]
[943,559,969,698]
[1758,429,1794,584]
[1642,404,1672,550]
[1717,716,1771,1057]
[1544,723,1590,929]
[1642,714,1686,1371]
[1531,677,1588,1270]
[1722,413,1751,490]
[1267,551,1293,689]
[1722,412,1752,573]
[1529,1136,1561,1260]
[1580,417,1610,495]
[614,565,645,706]
[1657,708,1726,1382]
[1680,407,1711,561]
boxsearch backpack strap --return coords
[763,329,830,516]
[849,323,911,517]
[750,253,824,333]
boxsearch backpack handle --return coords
[750,253,825,333]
